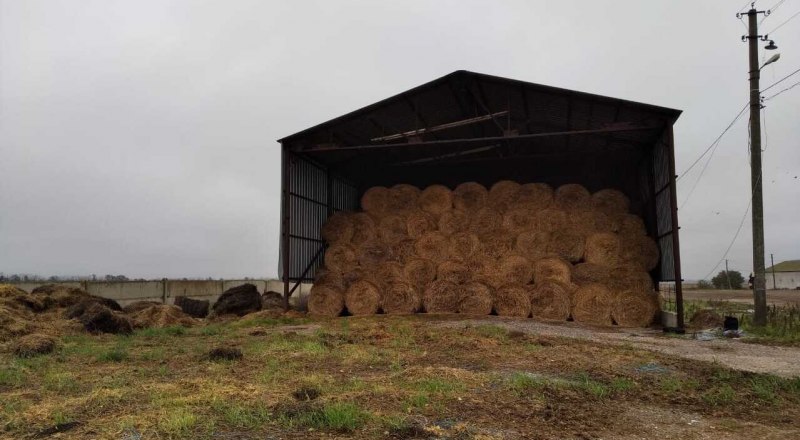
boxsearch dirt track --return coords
[682,289,800,305]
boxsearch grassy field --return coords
[2,314,800,439]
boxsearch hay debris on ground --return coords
[12,333,56,357]
[72,302,133,334]
[122,301,162,314]
[129,304,197,329]
[174,296,211,318]
[528,281,572,321]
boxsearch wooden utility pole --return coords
[725,259,732,290]
[770,253,777,290]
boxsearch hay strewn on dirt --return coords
[309,181,662,326]
[129,305,197,328]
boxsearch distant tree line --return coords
[695,270,745,290]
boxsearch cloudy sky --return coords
[1,0,798,280]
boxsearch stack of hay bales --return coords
[309,181,661,327]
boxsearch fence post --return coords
[162,278,168,304]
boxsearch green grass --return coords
[573,372,610,399]
[702,384,736,406]
[277,402,368,432]
[158,408,198,438]
[472,324,509,340]
[414,377,463,394]
[43,371,79,393]
[95,344,129,363]
[741,305,800,344]
[134,326,187,338]
[211,399,271,429]
[506,372,545,395]
[0,363,26,388]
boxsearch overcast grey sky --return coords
[1,0,798,280]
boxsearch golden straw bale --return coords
[361,186,390,215]
[438,210,469,236]
[423,280,459,314]
[517,183,554,209]
[468,207,502,234]
[406,210,436,239]
[382,282,421,314]
[313,270,346,292]
[532,208,568,233]
[608,267,654,294]
[378,214,408,245]
[393,239,417,263]
[350,213,378,245]
[453,182,488,211]
[414,231,450,262]
[572,263,611,287]
[494,284,531,317]
[554,184,591,212]
[488,180,521,211]
[592,211,618,233]
[403,258,437,292]
[592,189,630,215]
[324,243,357,273]
[515,230,551,262]
[320,212,354,244]
[571,283,614,325]
[345,280,381,315]
[502,203,538,233]
[528,281,571,321]
[307,285,344,317]
[584,233,621,267]
[437,261,471,285]
[341,267,381,289]
[569,211,617,238]
[483,231,515,260]
[388,184,421,212]
[356,240,393,267]
[419,185,453,216]
[377,261,406,286]
[533,257,572,284]
[611,289,660,327]
[546,227,586,263]
[458,282,493,315]
[616,214,647,237]
[619,234,660,271]
[448,232,482,262]
[497,255,534,285]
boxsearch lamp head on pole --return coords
[761,53,781,69]
[765,40,778,50]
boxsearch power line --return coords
[765,9,800,34]
[759,0,787,24]
[680,128,724,209]
[676,103,748,182]
[761,67,800,93]
[763,79,800,100]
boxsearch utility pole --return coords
[738,4,770,326]
[725,259,732,290]
[770,253,776,290]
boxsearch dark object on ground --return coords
[65,297,123,319]
[212,284,261,317]
[208,347,242,361]
[174,296,210,318]
[13,333,56,357]
[30,284,91,310]
[122,301,161,314]
[70,302,133,334]
[662,326,686,334]
[261,291,284,310]
[689,309,724,329]
[292,386,320,401]
[34,421,81,438]
[724,316,739,331]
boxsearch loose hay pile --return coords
[311,181,662,327]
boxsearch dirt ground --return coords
[682,289,800,305]
[2,314,800,439]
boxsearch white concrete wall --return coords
[773,272,800,290]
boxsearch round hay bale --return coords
[403,258,437,291]
[554,184,591,212]
[502,203,538,233]
[356,240,393,267]
[483,231,515,260]
[393,239,417,263]
[497,255,533,285]
[546,227,585,263]
[532,208,568,233]
[378,215,408,245]
[13,333,56,357]
[419,185,453,216]
[494,284,531,317]
[584,233,621,267]
[619,235,660,272]
[608,268,654,294]
[382,282,421,314]
[345,280,381,315]
[414,231,450,262]
[591,211,617,234]
[342,267,377,288]
[616,214,647,237]
[572,263,611,287]
[324,243,357,272]
[468,207,502,234]
[321,212,354,244]
[307,285,344,317]
[350,213,378,245]
[611,289,659,327]
[406,210,436,239]
[377,261,406,286]
[458,282,493,315]
[448,232,482,262]
[533,258,572,284]
[388,184,421,212]
[592,189,630,215]
[528,281,571,321]
[514,230,551,262]
[488,180,521,210]
[437,261,470,284]
[517,183,554,209]
[314,270,346,292]
[438,210,469,236]
[571,284,614,326]
[453,182,488,211]
[423,280,459,313]
[361,186,390,214]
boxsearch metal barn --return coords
[277,70,685,328]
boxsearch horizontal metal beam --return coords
[308,122,664,153]
[371,111,509,142]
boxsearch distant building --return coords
[765,260,800,289]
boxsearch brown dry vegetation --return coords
[2,314,799,440]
